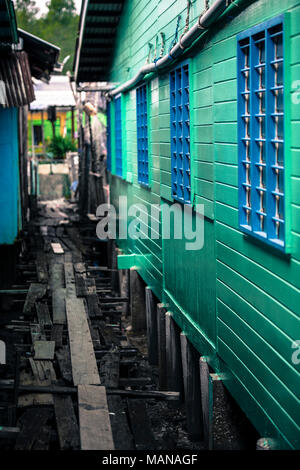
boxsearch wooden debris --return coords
[78,385,114,450]
[23,283,47,315]
[15,408,52,450]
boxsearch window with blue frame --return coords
[106,101,111,171]
[170,62,191,204]
[136,84,149,185]
[238,16,285,250]
[114,96,122,177]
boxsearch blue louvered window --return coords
[106,101,111,171]
[170,62,191,204]
[238,17,285,250]
[114,96,122,177]
[136,84,149,185]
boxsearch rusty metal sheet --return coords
[0,51,35,108]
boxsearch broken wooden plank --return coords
[127,399,157,450]
[35,302,52,327]
[54,395,80,450]
[23,283,47,315]
[66,297,100,385]
[78,385,114,450]
[29,358,56,384]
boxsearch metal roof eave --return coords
[74,0,125,84]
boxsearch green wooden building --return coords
[75,0,300,449]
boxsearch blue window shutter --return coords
[170,62,191,204]
[238,17,285,251]
[115,96,122,177]
[107,101,111,172]
[136,84,149,185]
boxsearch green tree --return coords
[15,0,39,32]
[15,0,79,73]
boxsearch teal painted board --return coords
[0,107,19,244]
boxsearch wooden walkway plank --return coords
[78,385,114,450]
[54,395,80,450]
[52,287,66,324]
[65,297,100,386]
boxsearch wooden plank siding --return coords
[106,0,300,449]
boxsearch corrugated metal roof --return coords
[74,0,125,83]
[30,75,76,110]
[0,0,18,47]
[19,29,60,82]
[0,51,35,108]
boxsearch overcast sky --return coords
[33,0,82,16]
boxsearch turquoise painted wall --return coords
[107,0,300,449]
[0,107,20,244]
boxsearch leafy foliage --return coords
[15,0,79,73]
[47,135,77,159]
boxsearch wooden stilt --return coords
[145,287,158,365]
[157,303,167,390]
[129,268,146,332]
[165,312,183,404]
[180,333,203,441]
[200,356,245,450]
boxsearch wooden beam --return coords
[157,303,167,390]
[180,333,203,441]
[165,312,183,403]
[130,268,146,332]
[145,287,158,365]
[66,297,100,385]
[78,385,114,450]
